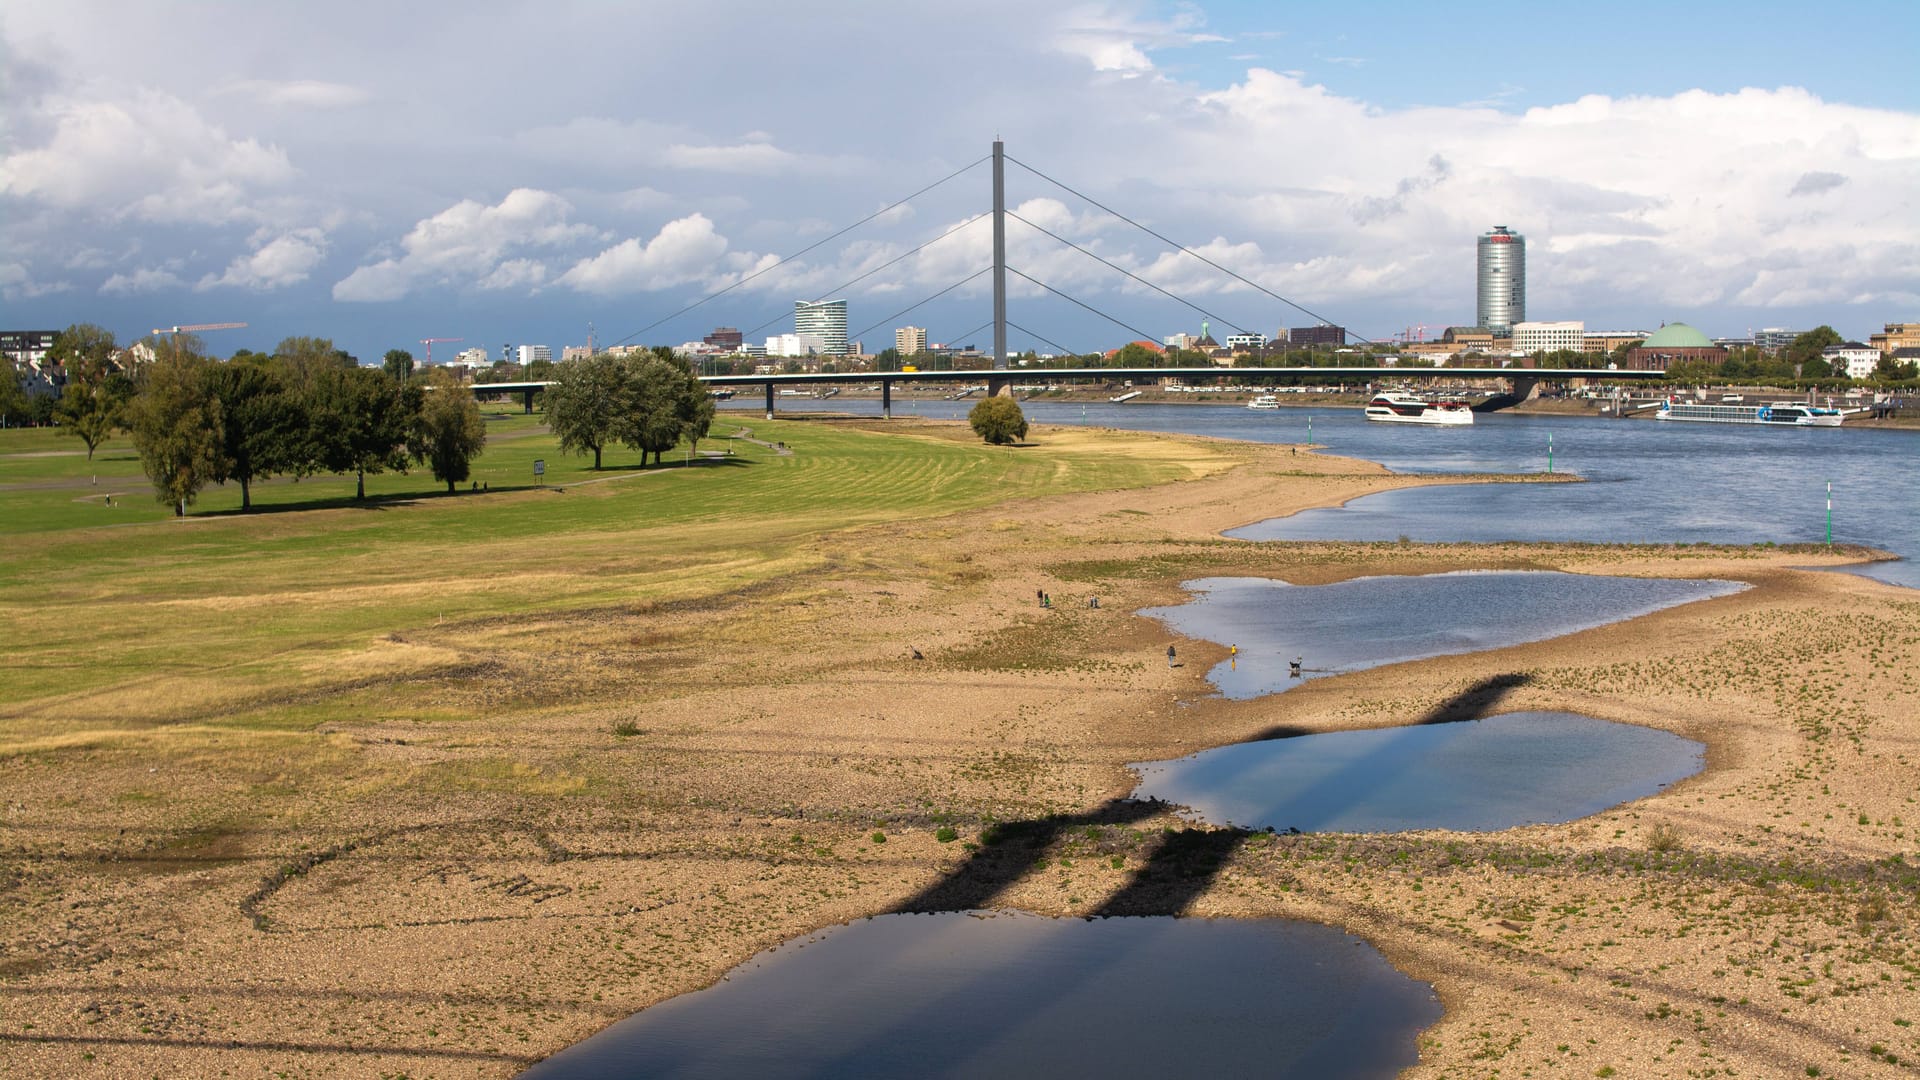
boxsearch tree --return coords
[1782,326,1843,376]
[204,360,299,510]
[0,361,33,426]
[1111,342,1164,368]
[544,354,630,469]
[128,346,223,515]
[309,365,418,499]
[414,368,487,492]
[625,355,691,466]
[274,336,356,397]
[383,349,415,382]
[47,324,131,459]
[968,396,1028,445]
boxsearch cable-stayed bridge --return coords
[480,140,1662,417]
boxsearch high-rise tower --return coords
[794,299,849,356]
[1476,226,1526,334]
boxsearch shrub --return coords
[968,396,1028,445]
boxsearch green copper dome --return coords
[1640,322,1712,348]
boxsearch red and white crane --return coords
[419,337,465,366]
[151,321,247,337]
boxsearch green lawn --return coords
[0,412,1232,728]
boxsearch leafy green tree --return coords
[1111,342,1164,368]
[625,355,692,466]
[383,349,416,382]
[872,347,901,372]
[0,361,34,426]
[544,354,631,469]
[968,396,1028,445]
[47,324,131,458]
[128,346,223,515]
[309,365,419,499]
[204,360,299,510]
[1782,327,1843,375]
[414,368,487,492]
[527,355,555,379]
[273,336,355,396]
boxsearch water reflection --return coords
[1132,711,1702,833]
[1144,571,1744,699]
[519,912,1439,1080]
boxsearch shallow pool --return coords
[519,911,1440,1079]
[1132,710,1702,833]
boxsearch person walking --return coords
[1167,645,1176,668]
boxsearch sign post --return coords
[534,459,546,487]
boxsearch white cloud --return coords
[1053,4,1223,73]
[0,262,69,300]
[478,258,547,291]
[333,189,597,301]
[100,267,185,295]
[557,214,732,295]
[219,79,372,109]
[196,227,328,291]
[0,90,294,224]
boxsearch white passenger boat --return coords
[1656,399,1844,426]
[1246,394,1282,410]
[1758,403,1844,427]
[1364,392,1474,425]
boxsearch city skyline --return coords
[3,1,1917,362]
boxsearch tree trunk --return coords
[447,478,455,493]
[594,445,602,469]
[241,477,251,511]
[356,470,365,499]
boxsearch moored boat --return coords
[1656,399,1845,426]
[1364,392,1474,425]
[1247,394,1281,410]
[1758,403,1844,427]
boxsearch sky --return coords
[3,0,1917,362]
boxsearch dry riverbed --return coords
[2,424,1916,1078]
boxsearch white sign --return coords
[533,459,546,476]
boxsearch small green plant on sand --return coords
[934,826,958,843]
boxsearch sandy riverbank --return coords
[2,422,1915,1078]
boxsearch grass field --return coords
[1,411,1236,747]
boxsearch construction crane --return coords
[420,337,464,366]
[152,321,247,337]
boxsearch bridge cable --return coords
[1006,154,1374,345]
[846,268,993,345]
[735,214,991,345]
[1004,209,1250,337]
[1004,320,1078,359]
[605,155,989,349]
[1005,267,1162,347]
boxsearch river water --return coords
[726,398,1919,587]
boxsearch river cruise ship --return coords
[1655,399,1845,426]
[1246,394,1282,409]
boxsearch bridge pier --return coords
[765,382,776,420]
[882,379,892,419]
[1510,376,1542,403]
[522,388,536,414]
[987,374,1012,398]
